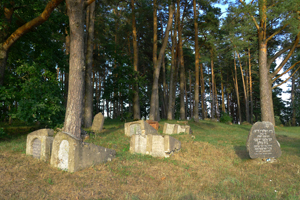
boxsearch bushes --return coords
[220,112,232,124]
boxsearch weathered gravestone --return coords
[247,121,281,159]
[130,134,181,158]
[163,123,191,134]
[124,120,158,137]
[146,120,159,130]
[50,132,116,172]
[26,129,54,161]
[91,112,104,132]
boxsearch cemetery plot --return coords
[50,132,116,172]
[26,129,54,162]
[247,121,282,159]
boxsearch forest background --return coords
[1,0,300,136]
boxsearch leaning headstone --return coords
[50,132,115,172]
[26,129,54,162]
[247,121,281,159]
[91,112,104,132]
[163,123,191,134]
[130,134,181,158]
[124,120,158,137]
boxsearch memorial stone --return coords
[247,121,281,159]
[163,123,191,134]
[91,112,104,132]
[124,120,158,136]
[26,129,54,161]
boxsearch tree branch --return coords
[239,0,259,30]
[266,24,289,43]
[84,0,96,8]
[271,31,300,78]
[272,61,300,83]
[3,0,64,51]
[272,63,300,89]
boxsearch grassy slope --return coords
[1,119,300,199]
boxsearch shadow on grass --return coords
[234,145,250,160]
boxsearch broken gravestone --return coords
[124,120,158,137]
[91,112,104,132]
[163,123,191,134]
[130,134,181,158]
[50,131,115,172]
[146,120,159,130]
[26,129,54,162]
[247,121,281,159]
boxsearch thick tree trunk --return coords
[64,0,86,138]
[131,0,140,120]
[83,2,95,128]
[149,4,174,121]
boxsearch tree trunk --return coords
[249,48,253,124]
[200,63,206,119]
[149,3,174,120]
[193,0,199,121]
[0,49,7,86]
[291,75,296,126]
[131,0,140,120]
[210,49,215,119]
[233,53,242,124]
[221,70,225,113]
[64,0,86,138]
[83,1,95,128]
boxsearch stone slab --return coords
[146,120,159,130]
[50,132,116,172]
[91,112,104,132]
[130,134,181,158]
[26,129,54,162]
[124,120,158,137]
[247,121,281,159]
[163,123,191,134]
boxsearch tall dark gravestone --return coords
[247,121,281,159]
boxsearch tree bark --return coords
[83,1,95,128]
[131,0,140,120]
[210,49,215,119]
[64,0,86,138]
[193,0,199,121]
[233,53,242,123]
[200,63,206,119]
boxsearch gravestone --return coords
[124,120,158,137]
[50,132,116,172]
[163,123,191,134]
[91,112,104,132]
[130,134,181,158]
[247,121,281,159]
[26,129,54,161]
[146,120,159,130]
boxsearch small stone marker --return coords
[247,121,281,159]
[163,123,191,134]
[26,129,54,161]
[50,132,116,172]
[124,120,158,137]
[91,112,104,132]
[130,134,181,158]
[146,120,159,130]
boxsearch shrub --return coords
[220,112,232,124]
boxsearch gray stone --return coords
[26,129,54,161]
[130,134,181,158]
[91,112,104,132]
[50,132,116,172]
[124,120,158,137]
[163,123,191,134]
[247,121,282,159]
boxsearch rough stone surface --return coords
[91,112,104,132]
[163,123,191,134]
[146,120,159,130]
[50,132,116,172]
[247,121,282,159]
[26,129,54,161]
[130,134,181,158]
[124,120,158,137]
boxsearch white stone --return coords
[58,140,69,170]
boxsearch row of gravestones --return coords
[26,114,282,173]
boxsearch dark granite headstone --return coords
[247,121,281,159]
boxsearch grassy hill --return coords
[1,119,300,199]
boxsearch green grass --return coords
[1,119,300,199]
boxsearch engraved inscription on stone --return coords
[58,140,69,170]
[130,124,142,136]
[247,122,281,159]
[151,135,165,157]
[32,138,41,159]
[134,135,147,154]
